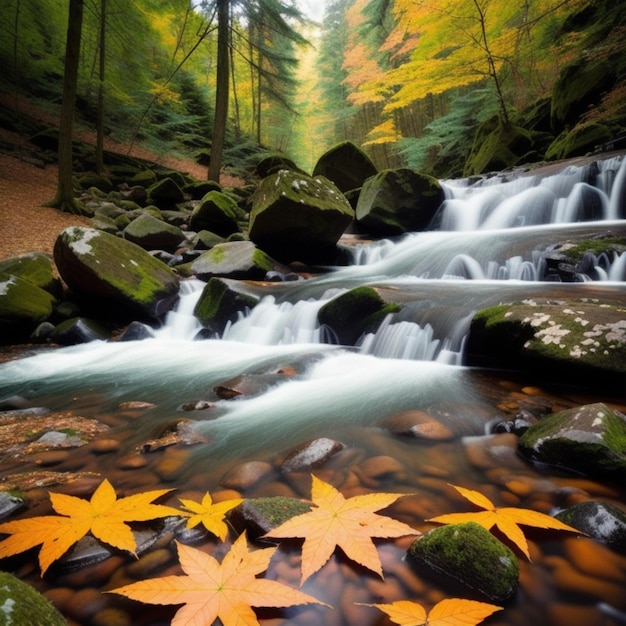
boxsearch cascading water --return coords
[0,154,625,626]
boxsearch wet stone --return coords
[0,491,25,520]
[280,437,346,473]
[555,500,626,552]
[464,432,529,471]
[381,410,455,441]
[220,461,274,490]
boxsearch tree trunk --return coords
[47,0,86,215]
[208,0,230,182]
[95,0,106,175]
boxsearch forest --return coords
[1,0,626,183]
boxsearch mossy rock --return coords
[191,230,226,251]
[0,272,57,342]
[0,252,62,298]
[184,179,222,200]
[53,226,180,321]
[146,177,185,208]
[255,153,306,178]
[0,570,67,625]
[312,140,378,193]
[227,496,312,543]
[189,190,243,237]
[317,286,401,345]
[355,168,444,236]
[130,169,157,188]
[77,172,113,193]
[545,122,614,161]
[518,402,626,480]
[193,277,260,334]
[465,300,626,387]
[123,212,185,251]
[407,522,519,603]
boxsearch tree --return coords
[47,0,86,215]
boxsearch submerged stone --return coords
[518,402,626,480]
[407,522,519,603]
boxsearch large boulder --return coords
[0,252,62,298]
[189,190,243,237]
[465,300,626,386]
[54,226,180,321]
[194,277,260,334]
[146,176,185,208]
[355,168,444,236]
[123,212,186,250]
[317,286,400,345]
[518,402,626,480]
[312,141,378,193]
[188,240,286,281]
[0,272,57,342]
[248,169,354,264]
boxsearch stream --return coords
[0,154,625,625]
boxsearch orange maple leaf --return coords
[0,478,181,575]
[264,474,419,583]
[179,492,243,541]
[110,532,329,626]
[360,597,502,626]
[428,484,580,559]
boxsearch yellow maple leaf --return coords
[428,484,580,560]
[110,532,329,626]
[179,492,243,541]
[360,597,502,626]
[264,474,419,583]
[0,478,181,575]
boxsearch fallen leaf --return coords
[264,474,419,583]
[360,597,502,625]
[428,484,580,559]
[0,478,181,575]
[110,532,329,626]
[179,491,243,541]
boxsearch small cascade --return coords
[153,278,204,340]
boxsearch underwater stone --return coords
[407,521,519,603]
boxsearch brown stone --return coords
[381,410,454,441]
[280,437,345,473]
[220,461,273,490]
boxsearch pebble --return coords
[220,460,274,490]
[153,447,190,482]
[90,438,121,454]
[280,437,345,473]
[91,607,132,626]
[126,548,173,579]
[115,453,148,470]
[380,410,455,441]
[463,432,528,470]
[34,450,70,466]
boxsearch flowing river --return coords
[0,154,625,625]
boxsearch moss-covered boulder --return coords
[123,212,185,251]
[191,230,226,251]
[545,122,614,161]
[355,168,444,236]
[189,190,243,237]
[146,176,185,208]
[130,168,157,188]
[77,172,113,193]
[518,402,626,480]
[249,169,354,264]
[50,316,111,345]
[188,240,284,281]
[54,226,180,321]
[184,179,222,200]
[255,153,305,179]
[0,252,62,298]
[0,571,67,625]
[317,286,401,345]
[407,522,519,603]
[555,501,626,552]
[312,140,378,193]
[0,272,57,342]
[194,277,260,334]
[465,300,626,386]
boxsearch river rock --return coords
[0,271,57,342]
[317,286,400,345]
[355,168,445,236]
[146,176,185,207]
[194,277,260,334]
[312,140,378,193]
[407,521,519,603]
[50,316,111,345]
[380,409,455,441]
[227,496,311,542]
[518,402,626,480]
[280,437,345,473]
[0,571,67,625]
[555,501,626,552]
[465,299,626,386]
[188,240,284,281]
[122,212,185,251]
[248,169,354,264]
[53,226,180,321]
[0,252,62,298]
[189,190,243,237]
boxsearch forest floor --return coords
[0,90,242,261]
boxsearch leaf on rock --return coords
[360,597,502,626]
[110,532,329,626]
[264,474,419,583]
[428,484,581,559]
[0,478,181,575]
[179,491,243,541]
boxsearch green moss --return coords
[250,496,311,526]
[560,237,626,261]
